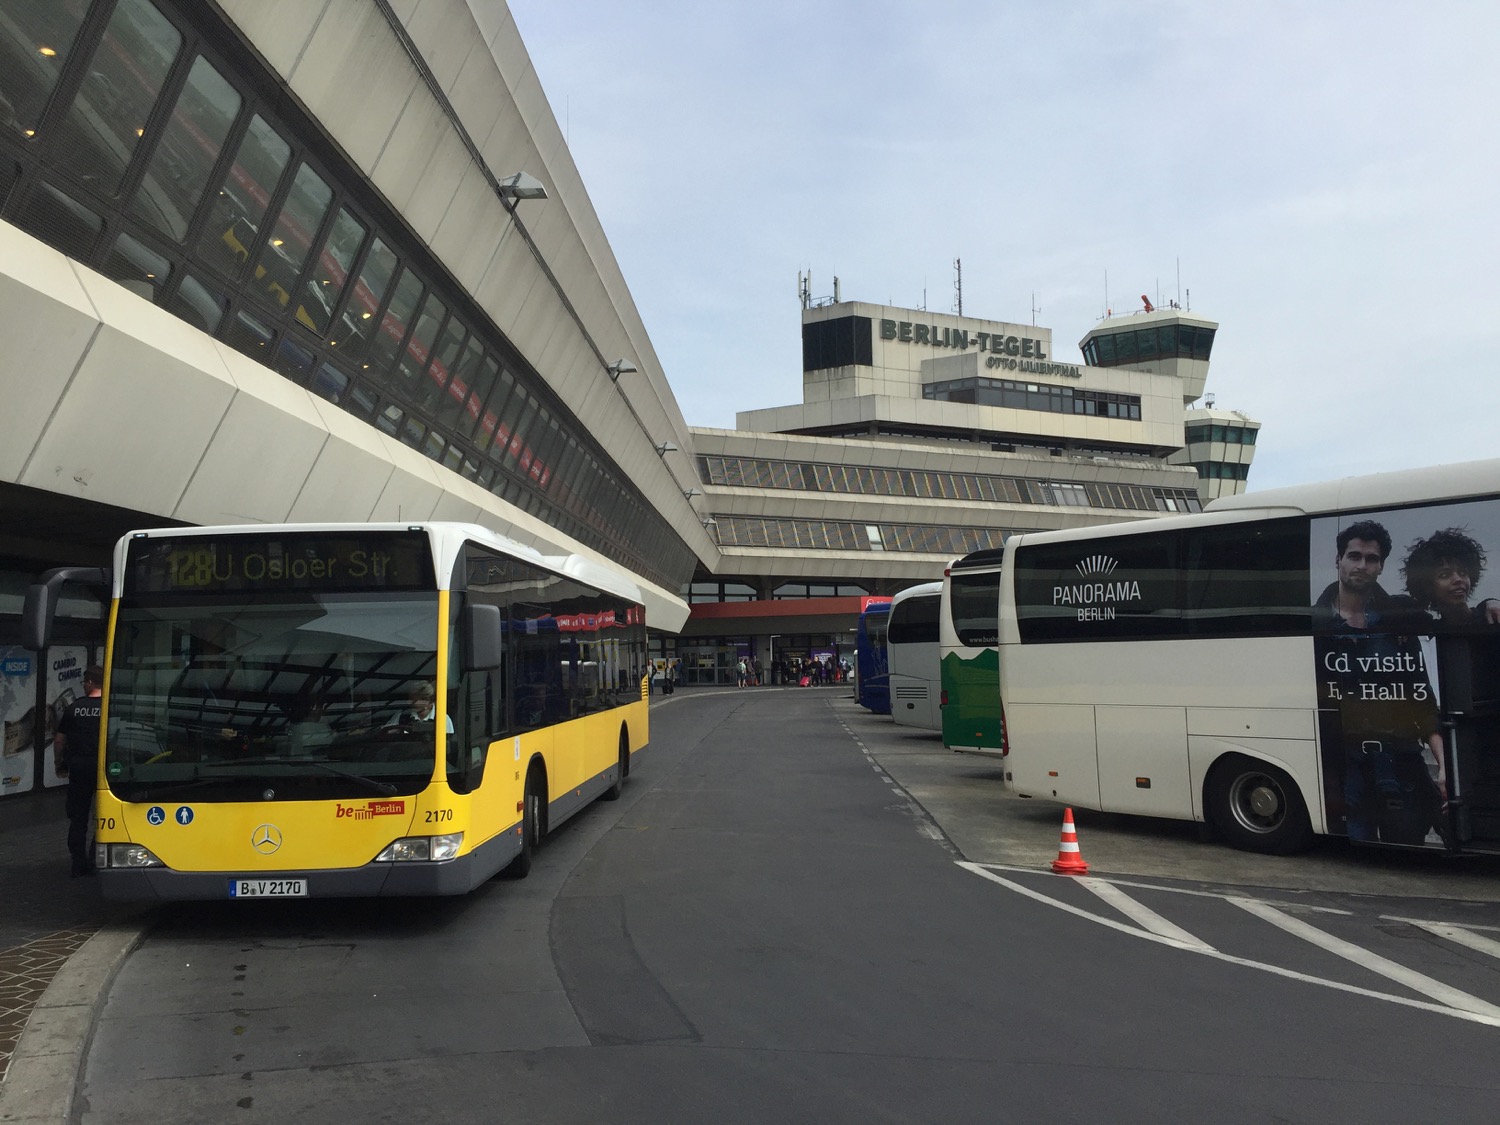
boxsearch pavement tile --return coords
[0,792,139,1094]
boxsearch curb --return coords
[0,923,146,1124]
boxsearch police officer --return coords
[55,665,104,877]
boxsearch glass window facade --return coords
[1193,462,1251,481]
[1185,423,1258,446]
[716,517,1004,556]
[0,0,693,591]
[772,582,869,599]
[924,376,1142,421]
[802,315,874,371]
[1081,323,1216,368]
[698,455,1202,515]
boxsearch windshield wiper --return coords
[202,757,398,796]
[131,777,222,799]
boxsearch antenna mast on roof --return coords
[953,258,962,316]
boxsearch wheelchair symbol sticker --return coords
[175,806,194,826]
[146,806,165,826]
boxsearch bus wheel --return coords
[602,730,629,801]
[1208,755,1313,855]
[504,770,545,878]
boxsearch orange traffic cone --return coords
[1050,807,1090,875]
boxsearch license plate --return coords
[228,878,307,898]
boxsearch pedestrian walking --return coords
[55,664,104,877]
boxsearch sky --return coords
[507,1,1500,491]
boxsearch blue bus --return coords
[855,600,893,714]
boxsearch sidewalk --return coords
[0,790,137,1087]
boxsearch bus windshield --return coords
[105,592,442,802]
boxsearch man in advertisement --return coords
[1313,521,1447,847]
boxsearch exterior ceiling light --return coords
[496,171,548,203]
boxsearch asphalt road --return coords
[77,688,1500,1123]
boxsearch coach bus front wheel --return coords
[1207,754,1314,856]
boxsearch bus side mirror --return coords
[22,566,109,651]
[21,584,53,652]
[461,603,503,671]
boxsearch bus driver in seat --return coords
[388,682,454,733]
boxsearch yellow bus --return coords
[25,523,649,899]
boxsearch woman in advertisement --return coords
[1401,528,1498,628]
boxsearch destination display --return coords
[124,532,435,595]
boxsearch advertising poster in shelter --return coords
[1311,499,1500,848]
[0,646,97,797]
[1,647,39,796]
[45,647,93,788]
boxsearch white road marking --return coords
[1077,877,1215,951]
[958,862,1500,1028]
[1229,896,1500,1020]
[1383,915,1500,936]
[973,862,1352,914]
[1395,920,1500,961]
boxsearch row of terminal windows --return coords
[1081,323,1215,368]
[0,0,692,590]
[683,580,871,603]
[1193,462,1251,481]
[790,423,1160,461]
[923,377,1142,421]
[715,518,1005,555]
[1185,423,1258,446]
[699,456,1203,514]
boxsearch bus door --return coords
[1437,633,1500,852]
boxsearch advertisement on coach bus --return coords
[1311,499,1500,851]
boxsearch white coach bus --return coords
[998,459,1500,857]
[888,582,943,732]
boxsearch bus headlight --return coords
[375,833,463,862]
[101,843,164,868]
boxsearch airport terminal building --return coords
[0,0,1257,791]
[675,298,1257,679]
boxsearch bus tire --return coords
[1207,754,1314,855]
[601,729,629,801]
[504,768,546,878]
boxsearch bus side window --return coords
[450,668,492,793]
